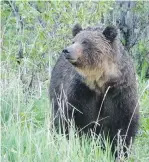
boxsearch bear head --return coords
[63,24,121,88]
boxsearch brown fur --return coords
[50,24,139,158]
[71,29,121,93]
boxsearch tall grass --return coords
[1,60,149,162]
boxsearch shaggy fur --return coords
[50,24,139,157]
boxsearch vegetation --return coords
[1,1,149,162]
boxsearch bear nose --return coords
[63,48,72,60]
[62,49,70,54]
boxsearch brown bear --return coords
[49,24,139,157]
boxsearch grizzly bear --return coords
[50,24,139,157]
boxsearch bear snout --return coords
[63,44,82,64]
[63,48,76,63]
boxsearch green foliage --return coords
[131,2,149,79]
[133,40,149,80]
[1,1,114,61]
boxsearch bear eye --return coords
[82,40,88,45]
[72,41,75,44]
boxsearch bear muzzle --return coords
[63,43,82,65]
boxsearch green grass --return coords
[1,66,149,162]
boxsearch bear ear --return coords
[72,23,83,37]
[103,26,117,42]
